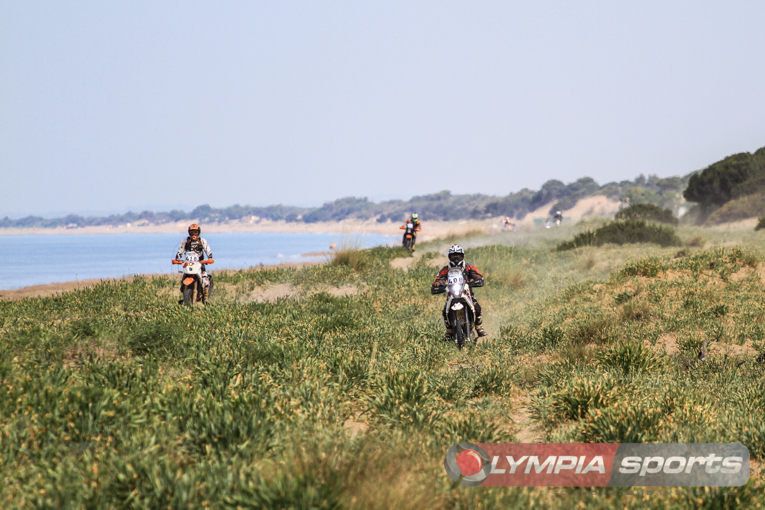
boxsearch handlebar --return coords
[172,259,214,264]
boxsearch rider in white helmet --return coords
[174,223,214,302]
[431,244,487,338]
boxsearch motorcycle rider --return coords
[431,244,487,338]
[401,212,422,251]
[553,210,563,225]
[407,212,422,231]
[174,223,214,301]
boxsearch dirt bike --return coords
[400,222,420,253]
[172,251,214,306]
[442,269,477,349]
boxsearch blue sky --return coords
[2,1,764,217]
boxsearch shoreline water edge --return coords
[0,218,501,239]
[1,219,496,298]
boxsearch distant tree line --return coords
[0,172,693,229]
[0,204,307,229]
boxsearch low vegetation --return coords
[1,226,763,507]
[615,203,678,225]
[706,193,765,225]
[556,220,682,251]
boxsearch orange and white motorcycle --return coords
[172,251,214,306]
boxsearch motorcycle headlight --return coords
[450,283,462,296]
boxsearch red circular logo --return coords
[456,449,483,476]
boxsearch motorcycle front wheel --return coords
[454,318,466,349]
[182,285,195,306]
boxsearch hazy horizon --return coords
[4,2,765,218]
[2,170,683,219]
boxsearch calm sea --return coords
[0,232,396,290]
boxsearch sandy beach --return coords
[0,217,508,241]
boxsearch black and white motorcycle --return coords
[443,269,477,349]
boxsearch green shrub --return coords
[470,366,510,397]
[580,402,664,442]
[68,319,97,340]
[545,377,615,423]
[568,315,615,344]
[540,325,564,348]
[557,220,682,251]
[597,342,661,374]
[127,321,179,356]
[331,248,369,271]
[367,370,441,429]
[619,256,663,277]
[756,216,765,231]
[615,203,678,224]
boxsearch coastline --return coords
[0,197,634,299]
[0,218,506,299]
[0,195,626,238]
[0,217,505,243]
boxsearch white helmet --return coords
[448,244,465,268]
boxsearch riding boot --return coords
[475,317,488,337]
[444,328,454,341]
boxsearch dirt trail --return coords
[510,388,544,443]
[389,250,442,272]
[232,282,361,303]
